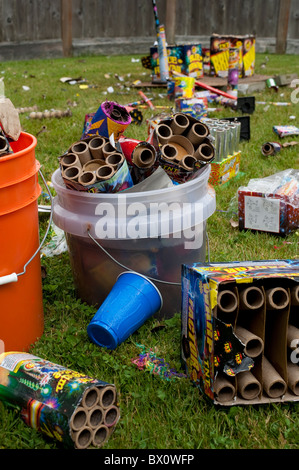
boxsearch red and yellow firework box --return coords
[210,34,255,78]
[181,260,299,405]
[208,151,241,186]
[210,35,230,78]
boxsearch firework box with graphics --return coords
[238,169,299,235]
[0,352,120,449]
[210,35,255,78]
[208,151,241,186]
[181,259,299,406]
[182,44,203,78]
[175,97,208,120]
[150,45,184,82]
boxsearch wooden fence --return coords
[0,0,298,61]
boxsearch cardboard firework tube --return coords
[239,286,264,310]
[63,166,82,182]
[217,290,238,314]
[92,424,109,447]
[83,159,106,172]
[105,152,125,169]
[95,164,115,181]
[71,426,93,450]
[265,287,289,310]
[235,325,264,358]
[102,141,117,159]
[291,285,299,306]
[81,386,100,409]
[194,142,214,162]
[261,141,281,157]
[262,357,287,398]
[98,385,116,409]
[170,113,189,135]
[166,135,194,161]
[214,375,236,403]
[132,144,156,168]
[237,371,262,400]
[60,152,82,169]
[156,123,173,144]
[71,140,92,166]
[88,136,106,159]
[287,362,299,396]
[78,171,97,186]
[186,122,209,146]
[87,406,104,429]
[70,406,88,431]
[104,405,120,428]
[287,325,299,350]
[179,154,197,171]
[161,143,178,161]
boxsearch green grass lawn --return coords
[0,52,298,450]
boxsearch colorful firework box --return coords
[208,151,241,186]
[181,259,299,406]
[238,169,299,235]
[150,44,203,82]
[0,352,120,448]
[175,97,208,120]
[210,34,255,78]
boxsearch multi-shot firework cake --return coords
[0,352,120,449]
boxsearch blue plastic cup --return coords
[87,271,163,350]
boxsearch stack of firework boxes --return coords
[181,260,299,405]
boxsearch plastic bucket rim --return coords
[0,132,37,162]
[117,270,163,311]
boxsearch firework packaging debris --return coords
[175,97,208,121]
[273,125,299,138]
[261,141,282,156]
[210,34,255,78]
[238,169,299,235]
[0,352,120,449]
[147,112,215,184]
[181,259,299,405]
[59,136,133,193]
[118,136,158,184]
[82,101,131,141]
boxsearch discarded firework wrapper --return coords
[0,351,120,449]
[261,141,282,156]
[82,101,131,140]
[59,136,133,193]
[273,125,299,138]
[118,136,158,184]
[147,112,214,184]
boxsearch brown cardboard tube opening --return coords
[71,141,92,165]
[70,407,87,431]
[87,406,104,428]
[266,287,289,310]
[214,375,235,403]
[237,371,262,400]
[83,159,106,171]
[82,386,100,409]
[156,123,173,144]
[180,155,197,171]
[239,286,264,310]
[195,143,214,162]
[103,142,117,157]
[170,113,189,134]
[262,357,287,398]
[88,136,106,159]
[73,427,92,449]
[235,326,264,358]
[291,285,299,306]
[262,143,273,155]
[217,290,238,313]
[61,152,81,168]
[287,362,299,395]
[133,147,155,168]
[96,164,115,181]
[161,143,178,161]
[63,166,81,181]
[78,171,97,186]
[98,386,116,409]
[186,122,209,145]
[287,325,299,349]
[105,152,124,168]
[92,425,109,447]
[104,405,120,427]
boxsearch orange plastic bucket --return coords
[0,132,44,352]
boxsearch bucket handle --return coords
[86,228,211,286]
[0,168,53,286]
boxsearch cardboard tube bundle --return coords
[214,374,236,403]
[262,357,287,398]
[237,371,262,400]
[235,325,264,358]
[0,352,120,449]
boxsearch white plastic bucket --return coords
[52,166,216,317]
